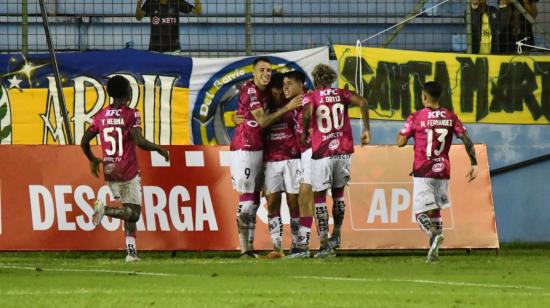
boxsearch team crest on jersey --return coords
[329,139,340,151]
[104,163,115,175]
[432,163,445,173]
[246,120,259,128]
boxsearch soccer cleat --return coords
[240,251,258,259]
[92,200,106,226]
[286,249,310,259]
[125,253,140,263]
[327,235,341,250]
[313,246,336,258]
[426,234,444,263]
[264,250,285,259]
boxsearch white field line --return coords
[293,276,544,291]
[0,265,176,277]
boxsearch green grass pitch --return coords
[1,245,549,307]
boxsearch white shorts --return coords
[412,177,451,214]
[107,175,142,206]
[230,150,263,194]
[264,159,302,195]
[300,148,312,186]
[311,154,352,192]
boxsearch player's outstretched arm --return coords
[350,94,371,146]
[251,95,302,128]
[459,131,478,182]
[81,128,102,177]
[131,127,170,161]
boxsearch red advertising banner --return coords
[0,145,498,251]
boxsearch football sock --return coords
[314,194,329,247]
[268,213,283,252]
[416,212,434,238]
[290,210,300,248]
[237,193,255,254]
[331,188,345,239]
[125,231,137,256]
[428,210,443,245]
[297,216,313,249]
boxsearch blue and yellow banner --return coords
[0,47,330,144]
[334,45,550,124]
[0,49,192,145]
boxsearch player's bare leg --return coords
[265,192,284,258]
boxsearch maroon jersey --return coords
[230,80,269,151]
[89,105,142,182]
[305,87,354,159]
[293,90,312,152]
[264,100,301,162]
[400,107,466,179]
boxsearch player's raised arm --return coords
[81,127,102,177]
[251,94,302,128]
[350,94,370,146]
[130,127,170,161]
[458,130,478,182]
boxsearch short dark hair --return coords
[284,70,306,84]
[253,56,271,67]
[107,75,130,99]
[422,81,442,101]
[268,72,284,90]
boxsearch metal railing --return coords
[1,0,548,57]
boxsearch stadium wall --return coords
[351,117,550,244]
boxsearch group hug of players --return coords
[229,57,478,261]
[81,57,478,263]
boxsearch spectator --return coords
[497,0,515,53]
[136,0,202,53]
[514,0,538,52]
[466,0,498,54]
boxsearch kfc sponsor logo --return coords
[428,111,446,118]
[432,163,445,173]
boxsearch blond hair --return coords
[312,64,337,88]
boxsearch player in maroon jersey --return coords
[230,57,301,258]
[262,73,304,258]
[281,71,316,258]
[81,75,169,262]
[302,64,371,258]
[396,81,478,263]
